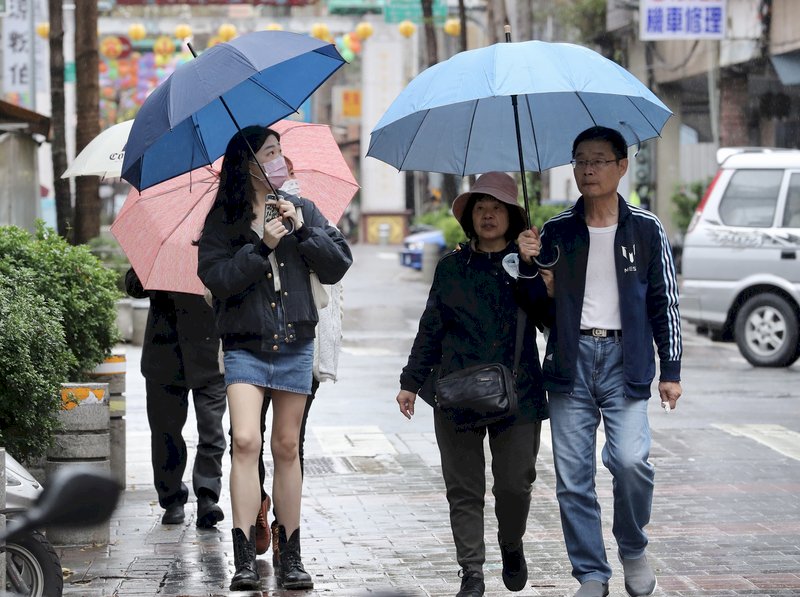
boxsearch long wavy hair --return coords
[211,125,281,226]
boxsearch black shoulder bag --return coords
[434,309,526,428]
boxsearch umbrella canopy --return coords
[111,120,358,295]
[272,120,359,224]
[61,120,132,179]
[121,31,345,192]
[367,40,672,176]
[110,162,221,296]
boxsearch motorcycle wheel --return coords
[4,530,64,597]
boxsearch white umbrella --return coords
[61,120,133,179]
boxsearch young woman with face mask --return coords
[198,126,352,591]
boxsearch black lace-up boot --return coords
[230,526,259,591]
[456,568,485,596]
[278,525,313,589]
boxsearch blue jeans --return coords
[549,335,654,584]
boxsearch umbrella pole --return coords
[504,26,559,268]
[504,29,532,231]
[187,43,278,197]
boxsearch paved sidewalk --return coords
[55,244,800,596]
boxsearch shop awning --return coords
[0,100,51,139]
[771,49,800,86]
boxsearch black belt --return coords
[580,328,622,338]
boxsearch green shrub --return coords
[531,204,568,229]
[86,231,131,293]
[671,179,709,234]
[0,274,73,460]
[0,223,121,379]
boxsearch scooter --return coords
[2,454,64,597]
[0,462,120,597]
[0,461,122,597]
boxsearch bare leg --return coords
[228,383,265,530]
[270,390,308,536]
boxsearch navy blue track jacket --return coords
[529,195,682,399]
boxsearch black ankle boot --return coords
[278,525,313,590]
[498,533,527,592]
[230,526,259,591]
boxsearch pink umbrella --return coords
[271,120,359,224]
[110,161,221,296]
[111,121,357,295]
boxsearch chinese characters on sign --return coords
[640,0,726,41]
[2,0,47,108]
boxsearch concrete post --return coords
[115,298,133,342]
[46,383,111,545]
[131,298,149,346]
[88,352,127,488]
[421,242,440,286]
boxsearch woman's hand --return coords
[278,198,303,232]
[396,389,416,420]
[262,200,289,249]
[517,228,542,264]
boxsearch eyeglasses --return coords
[570,159,619,171]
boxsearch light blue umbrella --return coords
[121,31,344,192]
[367,39,672,177]
[368,38,672,267]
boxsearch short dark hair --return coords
[572,126,627,160]
[459,194,526,242]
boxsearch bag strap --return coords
[513,308,526,376]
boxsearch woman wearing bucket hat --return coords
[395,171,551,596]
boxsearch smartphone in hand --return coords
[264,195,279,225]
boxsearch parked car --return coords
[680,147,800,367]
[399,226,447,270]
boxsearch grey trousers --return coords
[434,410,542,576]
[146,377,227,508]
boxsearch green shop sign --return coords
[384,0,447,24]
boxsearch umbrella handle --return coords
[534,245,559,269]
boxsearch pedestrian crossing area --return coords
[306,421,800,466]
[714,423,800,461]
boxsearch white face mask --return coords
[279,178,301,196]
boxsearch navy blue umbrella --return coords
[121,31,345,192]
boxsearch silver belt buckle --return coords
[592,328,607,338]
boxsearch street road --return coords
[59,242,800,596]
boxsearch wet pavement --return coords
[56,243,800,596]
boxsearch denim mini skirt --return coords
[223,340,314,395]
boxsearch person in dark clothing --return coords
[520,126,682,597]
[124,268,226,529]
[395,172,551,597]
[198,126,352,592]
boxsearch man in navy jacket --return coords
[519,126,682,597]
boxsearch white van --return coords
[680,147,800,367]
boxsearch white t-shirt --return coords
[580,224,622,330]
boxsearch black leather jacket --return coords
[197,194,352,354]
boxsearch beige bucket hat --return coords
[451,171,523,223]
